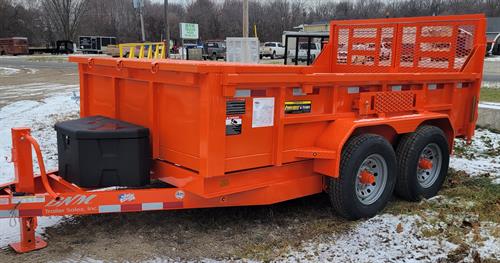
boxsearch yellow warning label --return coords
[285,101,312,114]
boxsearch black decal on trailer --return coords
[226,100,246,115]
[226,116,242,135]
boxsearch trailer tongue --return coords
[0,14,486,253]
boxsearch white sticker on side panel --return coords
[252,97,275,128]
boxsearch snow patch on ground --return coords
[484,55,500,62]
[0,67,20,75]
[0,93,79,183]
[482,81,500,89]
[280,214,457,262]
[479,102,500,110]
[465,221,500,261]
[0,216,63,248]
[280,213,499,263]
[0,66,38,75]
[0,92,78,248]
[450,129,500,183]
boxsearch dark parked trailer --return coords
[0,37,29,55]
[79,36,117,54]
[29,40,75,55]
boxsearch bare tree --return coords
[220,0,243,38]
[43,0,89,40]
[185,0,219,40]
[3,0,500,44]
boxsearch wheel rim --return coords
[417,143,442,188]
[355,154,388,205]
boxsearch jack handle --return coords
[24,135,59,199]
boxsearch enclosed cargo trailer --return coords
[0,37,29,55]
[0,14,486,253]
[78,36,117,54]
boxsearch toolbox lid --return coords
[55,116,149,139]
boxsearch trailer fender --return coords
[314,114,453,178]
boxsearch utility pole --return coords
[164,0,170,58]
[242,0,249,37]
[134,0,146,42]
[140,9,146,42]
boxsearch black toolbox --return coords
[55,116,151,188]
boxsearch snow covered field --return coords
[0,66,38,75]
[482,81,500,89]
[0,91,498,262]
[451,129,500,184]
[484,55,500,62]
[0,92,78,249]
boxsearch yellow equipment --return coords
[119,42,166,59]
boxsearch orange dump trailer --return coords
[0,14,486,253]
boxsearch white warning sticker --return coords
[252,97,275,128]
[11,195,46,204]
[225,116,242,126]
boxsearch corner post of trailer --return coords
[306,36,312,65]
[294,36,299,65]
[9,128,47,253]
[284,35,289,65]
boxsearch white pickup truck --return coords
[289,42,322,63]
[260,42,285,59]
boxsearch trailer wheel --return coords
[328,134,397,220]
[395,126,449,201]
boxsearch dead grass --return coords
[480,87,500,103]
[388,169,499,223]
[0,195,356,262]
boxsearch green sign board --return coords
[180,23,199,40]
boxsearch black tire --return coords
[395,126,449,201]
[328,134,397,220]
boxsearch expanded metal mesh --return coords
[333,20,478,73]
[374,91,415,113]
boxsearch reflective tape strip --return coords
[142,202,163,211]
[99,205,121,213]
[12,195,45,204]
[0,210,19,217]
[19,209,43,216]
[163,202,183,209]
[1,201,185,217]
[121,204,141,212]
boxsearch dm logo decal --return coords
[119,193,136,203]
